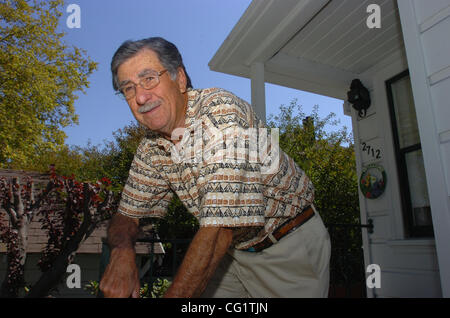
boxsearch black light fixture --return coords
[347,79,371,118]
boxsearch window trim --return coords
[386,70,434,238]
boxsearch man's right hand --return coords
[99,248,140,298]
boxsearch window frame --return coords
[385,70,434,238]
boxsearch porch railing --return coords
[326,219,373,298]
[137,238,191,282]
[136,219,373,298]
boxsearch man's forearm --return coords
[107,213,139,250]
[100,213,141,298]
[164,227,233,298]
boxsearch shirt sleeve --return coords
[117,139,174,219]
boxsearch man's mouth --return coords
[138,100,162,114]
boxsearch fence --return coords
[326,219,373,297]
[137,238,191,281]
[137,219,374,298]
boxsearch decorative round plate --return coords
[359,164,386,199]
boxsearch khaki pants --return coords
[201,212,331,298]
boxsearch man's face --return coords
[117,49,188,138]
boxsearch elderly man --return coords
[99,37,331,298]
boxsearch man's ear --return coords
[176,67,188,93]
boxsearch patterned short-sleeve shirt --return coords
[118,87,315,250]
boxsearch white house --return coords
[209,0,450,298]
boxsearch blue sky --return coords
[60,0,350,147]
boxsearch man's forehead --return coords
[117,49,162,83]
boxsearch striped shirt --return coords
[118,87,315,250]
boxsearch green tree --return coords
[21,144,86,176]
[0,171,118,298]
[101,122,150,190]
[0,0,97,168]
[22,121,148,192]
[268,100,359,224]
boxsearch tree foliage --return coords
[0,169,119,297]
[268,100,359,224]
[22,122,148,191]
[27,170,118,298]
[84,278,171,298]
[0,0,97,168]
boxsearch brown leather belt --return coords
[246,206,315,252]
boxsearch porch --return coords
[209,0,450,297]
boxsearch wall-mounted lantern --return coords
[347,79,371,118]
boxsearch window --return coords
[386,70,433,237]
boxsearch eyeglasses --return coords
[116,69,168,100]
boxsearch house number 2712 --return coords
[362,142,382,159]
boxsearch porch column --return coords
[250,62,266,123]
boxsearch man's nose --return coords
[135,85,152,105]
